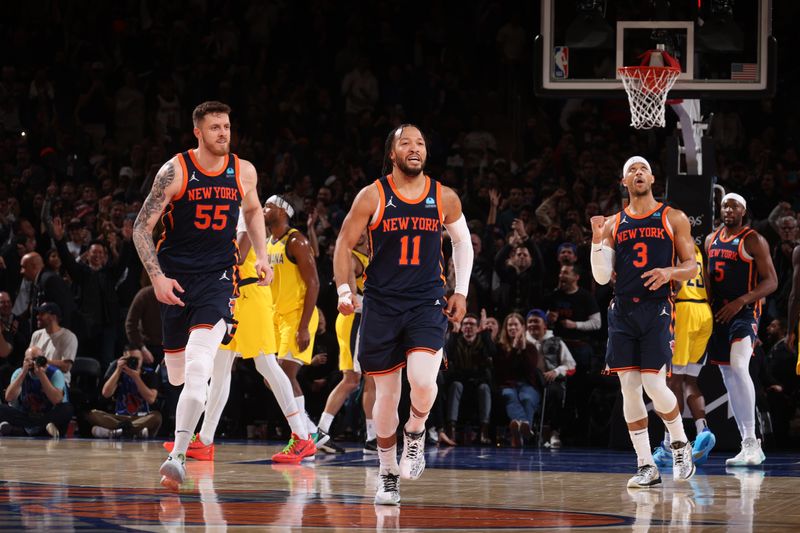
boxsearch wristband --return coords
[337,284,352,297]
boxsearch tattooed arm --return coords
[133,159,186,306]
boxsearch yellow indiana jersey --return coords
[353,249,369,294]
[676,245,708,301]
[267,228,306,315]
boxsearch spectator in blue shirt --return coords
[0,346,73,438]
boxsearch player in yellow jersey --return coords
[652,243,716,466]
[164,207,316,463]
[264,195,321,463]
[315,231,378,454]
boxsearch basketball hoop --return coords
[618,47,681,129]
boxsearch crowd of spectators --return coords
[0,1,799,448]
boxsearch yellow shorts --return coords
[275,307,318,365]
[673,301,713,367]
[335,312,362,372]
[222,283,277,359]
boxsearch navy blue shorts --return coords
[160,267,237,352]
[357,296,448,375]
[605,297,674,373]
[707,305,760,366]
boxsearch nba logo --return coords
[554,47,569,79]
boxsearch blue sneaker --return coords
[692,428,716,465]
[652,442,672,467]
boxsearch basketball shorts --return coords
[672,300,713,367]
[707,305,760,366]
[222,283,276,358]
[358,296,448,375]
[336,311,362,372]
[160,267,237,352]
[275,307,319,365]
[605,297,674,374]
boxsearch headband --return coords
[721,192,747,210]
[265,195,295,218]
[622,156,652,177]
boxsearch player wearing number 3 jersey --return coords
[133,101,271,485]
[590,156,697,489]
[334,125,473,506]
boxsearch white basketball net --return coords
[618,66,681,129]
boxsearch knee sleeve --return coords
[183,321,226,402]
[641,369,678,414]
[373,372,402,437]
[618,371,648,423]
[164,351,186,386]
[406,350,442,414]
[730,338,753,374]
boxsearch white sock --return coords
[173,321,225,456]
[366,419,376,441]
[253,354,307,439]
[662,424,671,447]
[319,412,334,433]
[725,339,758,441]
[305,412,318,435]
[629,428,655,467]
[695,418,708,434]
[199,349,235,445]
[378,443,399,472]
[664,414,688,445]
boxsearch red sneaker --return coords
[163,434,215,461]
[271,434,317,464]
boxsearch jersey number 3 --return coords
[632,242,648,268]
[399,235,421,266]
[195,204,230,230]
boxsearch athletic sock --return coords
[366,419,376,441]
[695,418,708,434]
[664,414,688,445]
[319,412,334,434]
[629,428,655,467]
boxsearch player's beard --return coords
[204,136,230,157]
[396,157,425,177]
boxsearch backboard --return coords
[535,0,775,98]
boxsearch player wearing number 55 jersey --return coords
[133,101,271,485]
[334,125,473,506]
[705,193,777,467]
[590,156,697,489]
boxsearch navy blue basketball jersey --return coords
[157,150,243,274]
[612,203,675,300]
[365,175,446,306]
[707,226,758,307]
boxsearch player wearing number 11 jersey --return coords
[590,156,697,489]
[133,101,271,485]
[334,125,473,505]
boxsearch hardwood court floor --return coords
[1,437,799,531]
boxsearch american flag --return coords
[731,63,758,81]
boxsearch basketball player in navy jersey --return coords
[590,156,697,488]
[133,101,271,484]
[334,125,473,505]
[705,193,777,466]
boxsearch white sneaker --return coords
[671,441,696,481]
[374,468,401,505]
[45,422,60,439]
[139,427,149,439]
[159,454,186,485]
[627,464,662,488]
[399,429,426,480]
[91,426,123,438]
[549,432,562,449]
[725,438,765,466]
